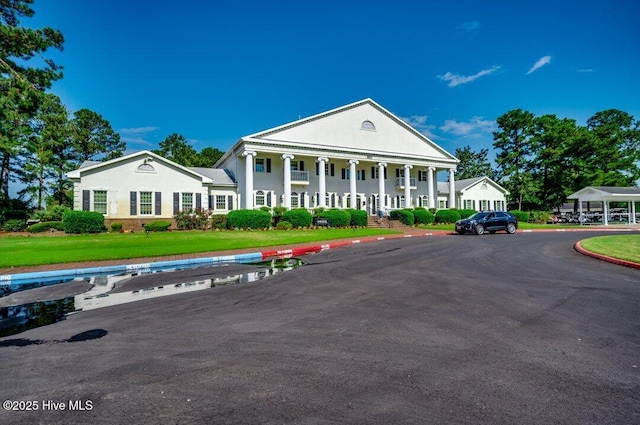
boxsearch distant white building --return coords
[69,99,509,226]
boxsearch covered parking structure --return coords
[567,186,640,225]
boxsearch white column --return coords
[632,201,637,224]
[603,200,609,226]
[349,159,359,209]
[628,201,632,225]
[317,157,328,208]
[282,154,294,209]
[579,200,584,225]
[378,162,387,214]
[427,167,435,209]
[404,164,413,208]
[242,150,257,209]
[448,168,456,209]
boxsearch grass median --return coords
[579,234,640,263]
[0,228,401,268]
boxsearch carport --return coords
[567,186,640,225]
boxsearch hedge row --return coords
[144,220,172,232]
[27,221,65,233]
[282,209,313,228]
[509,210,530,222]
[227,210,272,229]
[318,209,351,227]
[434,209,461,224]
[413,208,434,225]
[62,211,105,234]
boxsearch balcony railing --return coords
[291,170,309,184]
[395,177,417,188]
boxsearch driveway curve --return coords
[1,231,639,425]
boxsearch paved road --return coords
[1,232,639,424]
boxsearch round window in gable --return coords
[361,120,376,131]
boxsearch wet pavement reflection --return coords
[0,258,303,337]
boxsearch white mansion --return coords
[69,99,508,224]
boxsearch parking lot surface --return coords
[1,231,639,424]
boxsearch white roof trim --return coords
[67,150,213,183]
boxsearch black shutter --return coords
[361,170,365,180]
[371,166,375,179]
[384,168,387,179]
[155,192,162,215]
[418,172,422,182]
[173,192,179,214]
[266,158,271,173]
[300,192,305,208]
[341,168,346,179]
[266,191,271,207]
[130,192,137,215]
[315,162,319,176]
[330,163,335,176]
[300,160,305,171]
[209,195,214,210]
[82,190,90,211]
[228,195,234,210]
[396,168,400,178]
[196,193,202,210]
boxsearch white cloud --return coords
[577,68,594,73]
[526,55,552,75]
[439,117,495,137]
[121,137,155,147]
[458,21,479,32]
[400,115,439,139]
[438,66,500,87]
[119,126,159,134]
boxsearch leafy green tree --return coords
[154,133,197,166]
[194,146,224,167]
[528,115,579,210]
[454,145,495,180]
[584,109,640,186]
[69,108,123,164]
[19,93,69,208]
[0,0,64,201]
[493,109,536,210]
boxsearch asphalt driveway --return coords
[1,231,639,424]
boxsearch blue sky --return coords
[28,0,640,159]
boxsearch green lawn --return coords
[0,228,401,268]
[580,235,640,263]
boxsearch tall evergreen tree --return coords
[492,109,536,210]
[69,108,124,164]
[153,133,197,166]
[454,145,495,180]
[0,0,64,201]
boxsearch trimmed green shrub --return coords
[313,207,326,216]
[259,206,271,213]
[319,209,351,227]
[529,210,551,223]
[272,206,287,217]
[398,209,415,226]
[509,210,530,223]
[276,220,293,230]
[458,209,477,219]
[63,210,105,234]
[347,209,368,227]
[211,214,227,230]
[282,208,313,228]
[413,208,435,225]
[27,221,64,233]
[434,209,461,224]
[3,219,26,232]
[111,223,123,232]
[144,220,171,232]
[227,209,272,229]
[31,205,70,222]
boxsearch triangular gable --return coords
[458,176,509,194]
[244,99,457,162]
[67,150,213,183]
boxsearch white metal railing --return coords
[291,170,309,182]
[395,177,417,187]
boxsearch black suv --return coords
[455,211,518,235]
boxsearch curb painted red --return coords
[260,232,448,260]
[574,241,640,270]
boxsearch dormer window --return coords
[361,120,376,131]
